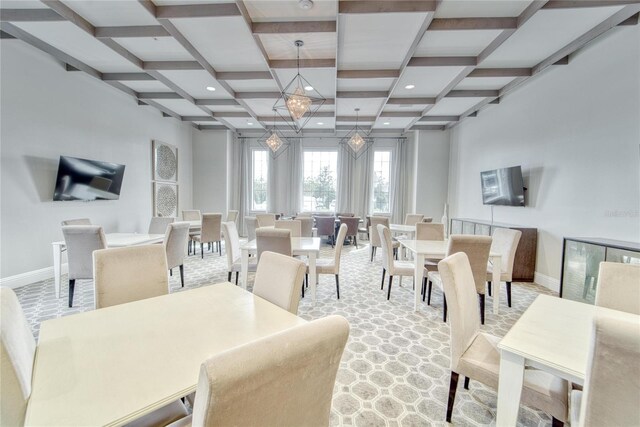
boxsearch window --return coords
[302,151,338,212]
[251,150,268,211]
[372,150,392,214]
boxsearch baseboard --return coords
[534,271,560,293]
[0,264,68,289]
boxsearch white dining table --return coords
[389,224,416,259]
[496,294,640,426]
[240,237,321,302]
[398,239,503,313]
[52,233,164,298]
[25,283,306,426]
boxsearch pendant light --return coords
[258,109,290,159]
[340,108,373,160]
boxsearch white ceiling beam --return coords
[468,68,532,77]
[446,90,499,98]
[337,115,377,122]
[269,58,336,68]
[429,17,518,31]
[102,73,154,81]
[155,3,241,19]
[420,115,459,122]
[408,56,477,67]
[143,61,203,70]
[195,99,240,106]
[337,91,388,98]
[258,112,335,122]
[339,1,437,14]
[216,71,273,80]
[0,30,15,38]
[413,125,446,130]
[252,21,336,34]
[543,0,640,8]
[198,125,228,130]
[137,92,182,99]
[0,8,63,21]
[95,25,169,38]
[337,69,400,78]
[388,97,436,104]
[380,111,422,118]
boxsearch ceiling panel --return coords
[415,30,503,57]
[395,66,466,96]
[224,117,263,129]
[275,68,336,98]
[14,22,141,72]
[242,98,280,115]
[425,98,481,115]
[435,0,534,18]
[481,7,624,67]
[372,117,416,129]
[455,76,516,90]
[383,104,429,112]
[153,99,209,116]
[114,37,194,61]
[259,32,336,60]
[204,105,248,113]
[336,98,384,116]
[61,1,158,26]
[0,1,43,8]
[245,0,337,21]
[339,12,428,70]
[159,70,232,98]
[171,16,269,72]
[120,80,173,92]
[225,79,280,92]
[297,117,336,129]
[337,78,394,91]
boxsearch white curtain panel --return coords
[286,138,303,215]
[337,146,355,214]
[229,136,251,236]
[267,152,277,214]
[355,146,373,219]
[390,139,409,224]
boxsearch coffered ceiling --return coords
[1,0,638,134]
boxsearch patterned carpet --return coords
[14,239,557,426]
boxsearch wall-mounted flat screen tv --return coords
[480,165,525,207]
[53,156,125,201]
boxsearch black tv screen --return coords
[53,156,125,201]
[480,166,525,207]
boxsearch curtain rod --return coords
[237,136,407,141]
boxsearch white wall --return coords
[0,40,194,281]
[192,130,228,214]
[448,25,640,284]
[413,130,450,221]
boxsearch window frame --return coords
[372,149,392,215]
[250,148,269,213]
[301,148,339,214]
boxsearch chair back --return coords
[376,224,395,272]
[296,212,312,217]
[190,316,350,426]
[336,212,354,218]
[595,262,640,315]
[245,216,258,241]
[339,216,360,236]
[253,252,305,314]
[200,213,222,242]
[226,210,239,223]
[61,218,91,226]
[333,224,348,272]
[0,288,36,426]
[222,222,242,269]
[490,228,522,280]
[62,225,107,280]
[256,213,276,228]
[148,216,175,234]
[314,216,335,237]
[404,214,424,226]
[446,235,492,294]
[298,217,314,237]
[164,222,190,269]
[275,220,302,237]
[370,216,390,248]
[416,223,445,241]
[256,228,292,260]
[437,252,480,372]
[182,210,201,221]
[93,245,168,309]
[423,217,433,223]
[578,314,640,427]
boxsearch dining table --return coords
[25,283,306,426]
[495,294,639,426]
[398,239,503,313]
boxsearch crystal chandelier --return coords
[340,108,373,160]
[273,40,326,133]
[258,110,290,159]
[265,132,283,153]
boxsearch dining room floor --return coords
[15,239,557,426]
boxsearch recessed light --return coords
[317,122,324,125]
[247,122,254,126]
[304,86,314,91]
[206,86,216,91]
[404,84,415,90]
[383,122,390,125]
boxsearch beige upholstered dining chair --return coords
[1,287,36,426]
[222,221,256,285]
[182,210,201,255]
[255,213,276,227]
[378,224,416,300]
[370,216,399,262]
[226,210,239,223]
[148,216,175,234]
[93,244,169,309]
[336,212,354,217]
[275,219,302,237]
[296,212,313,217]
[438,252,568,425]
[404,213,424,226]
[256,228,292,260]
[298,217,314,237]
[570,314,640,427]
[192,213,222,258]
[61,218,91,226]
[424,235,492,323]
[422,217,433,223]
[358,216,371,240]
[307,224,348,300]
[62,225,107,307]
[486,228,522,307]
[168,316,349,427]
[314,216,336,247]
[416,223,445,240]
[339,216,360,248]
[594,262,640,315]
[253,251,306,314]
[245,216,258,241]
[165,222,190,288]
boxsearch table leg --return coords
[309,251,317,305]
[414,253,425,312]
[492,256,501,315]
[496,350,525,427]
[240,249,249,290]
[53,245,62,299]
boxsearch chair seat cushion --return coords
[124,400,188,427]
[308,258,335,274]
[427,271,442,288]
[486,263,508,280]
[392,261,415,276]
[231,261,257,273]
